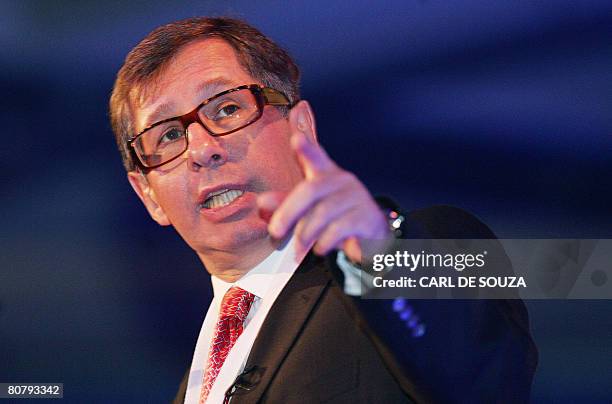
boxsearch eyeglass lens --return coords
[134,88,261,167]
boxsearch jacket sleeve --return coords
[329,205,538,403]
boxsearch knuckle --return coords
[342,170,358,182]
[326,222,344,239]
[338,171,360,188]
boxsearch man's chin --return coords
[195,222,272,255]
[194,224,279,275]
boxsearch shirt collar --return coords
[210,234,297,300]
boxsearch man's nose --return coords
[186,122,229,170]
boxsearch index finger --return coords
[291,131,335,180]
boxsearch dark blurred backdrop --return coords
[1,1,611,403]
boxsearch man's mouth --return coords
[201,189,245,209]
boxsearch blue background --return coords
[2,1,611,402]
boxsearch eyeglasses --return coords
[128,84,292,169]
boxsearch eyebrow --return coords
[195,78,237,100]
[143,77,239,128]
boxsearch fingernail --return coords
[268,222,282,239]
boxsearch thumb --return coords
[288,101,332,179]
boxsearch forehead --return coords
[132,38,258,131]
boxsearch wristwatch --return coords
[375,196,407,238]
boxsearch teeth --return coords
[203,189,244,209]
[208,188,229,198]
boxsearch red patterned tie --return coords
[200,286,256,403]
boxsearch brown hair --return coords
[109,17,301,172]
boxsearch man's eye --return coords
[214,103,241,120]
[158,128,184,145]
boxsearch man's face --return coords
[128,38,305,259]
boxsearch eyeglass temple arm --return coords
[261,87,292,106]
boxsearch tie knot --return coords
[219,286,255,321]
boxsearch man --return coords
[110,17,537,403]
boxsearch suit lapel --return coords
[173,368,189,404]
[229,252,331,403]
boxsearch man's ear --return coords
[127,171,171,226]
[289,100,318,144]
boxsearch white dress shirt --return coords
[183,235,364,404]
[184,235,308,404]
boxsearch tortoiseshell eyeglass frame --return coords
[127,84,293,170]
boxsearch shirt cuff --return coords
[336,250,375,296]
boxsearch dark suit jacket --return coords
[173,206,538,403]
